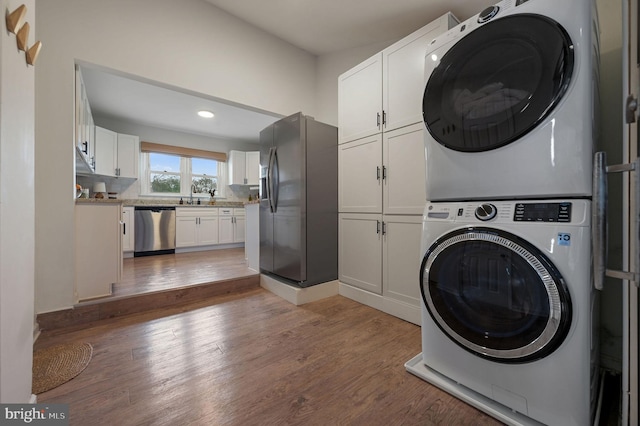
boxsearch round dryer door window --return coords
[423,14,574,152]
[420,227,572,363]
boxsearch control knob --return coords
[475,203,497,221]
[477,6,500,23]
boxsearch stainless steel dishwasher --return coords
[134,206,176,256]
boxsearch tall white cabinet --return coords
[338,12,458,326]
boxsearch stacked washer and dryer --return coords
[405,0,601,425]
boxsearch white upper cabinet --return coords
[75,67,95,173]
[383,13,458,132]
[338,54,383,144]
[338,12,458,144]
[94,126,139,179]
[228,150,260,186]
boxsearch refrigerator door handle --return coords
[267,147,276,213]
[271,148,279,212]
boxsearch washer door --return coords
[423,14,574,152]
[420,227,572,363]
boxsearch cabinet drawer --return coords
[233,208,245,216]
[176,207,218,217]
[219,208,234,216]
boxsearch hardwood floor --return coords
[35,289,501,426]
[36,248,260,331]
[114,248,255,298]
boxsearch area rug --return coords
[32,342,93,394]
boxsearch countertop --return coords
[76,198,246,208]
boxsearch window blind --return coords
[140,141,227,162]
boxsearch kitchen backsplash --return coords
[76,175,258,202]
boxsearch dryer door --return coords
[420,227,572,363]
[422,14,574,152]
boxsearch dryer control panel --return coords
[513,202,572,222]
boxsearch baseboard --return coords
[29,394,37,404]
[33,319,41,343]
[260,275,338,305]
[175,243,244,254]
[338,282,421,325]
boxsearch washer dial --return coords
[475,203,497,221]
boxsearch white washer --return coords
[422,0,599,201]
[412,200,598,426]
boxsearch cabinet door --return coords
[338,135,382,213]
[122,207,135,252]
[234,216,246,243]
[228,150,247,185]
[383,123,427,215]
[117,133,139,178]
[382,215,423,307]
[339,213,382,294]
[218,214,234,244]
[383,14,453,132]
[198,215,219,245]
[175,215,198,247]
[75,204,120,301]
[338,53,383,143]
[246,151,260,186]
[94,126,117,177]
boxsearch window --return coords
[141,152,225,198]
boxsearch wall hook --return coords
[26,41,41,66]
[6,4,26,34]
[16,21,29,51]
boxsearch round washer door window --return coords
[423,14,574,152]
[420,227,572,363]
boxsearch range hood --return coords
[75,145,94,175]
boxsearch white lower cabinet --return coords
[75,203,122,301]
[218,208,245,244]
[175,208,219,248]
[122,206,134,253]
[339,213,422,325]
[339,213,383,294]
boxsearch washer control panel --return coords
[514,202,572,222]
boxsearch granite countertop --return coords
[76,198,245,208]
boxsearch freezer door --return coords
[272,113,306,282]
[259,125,275,273]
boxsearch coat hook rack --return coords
[6,4,26,34]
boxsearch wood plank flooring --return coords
[35,289,502,426]
[114,248,255,298]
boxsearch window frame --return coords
[140,151,226,198]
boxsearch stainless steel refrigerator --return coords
[259,112,337,287]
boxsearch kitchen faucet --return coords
[189,184,196,205]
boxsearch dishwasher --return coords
[134,206,176,256]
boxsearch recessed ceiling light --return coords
[198,110,214,118]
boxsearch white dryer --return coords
[409,200,598,425]
[422,0,600,201]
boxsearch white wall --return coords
[0,0,36,403]
[35,0,317,313]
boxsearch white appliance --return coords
[421,0,600,201]
[406,200,598,425]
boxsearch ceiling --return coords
[203,0,494,56]
[82,0,494,143]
